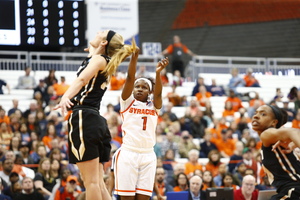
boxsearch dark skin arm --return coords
[260,127,300,148]
[121,47,139,101]
[153,57,169,109]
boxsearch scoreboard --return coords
[0,0,86,50]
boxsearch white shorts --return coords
[113,146,157,196]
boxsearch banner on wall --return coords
[86,0,139,46]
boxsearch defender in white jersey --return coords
[113,47,169,200]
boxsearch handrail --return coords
[1,51,300,79]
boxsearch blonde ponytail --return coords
[102,36,137,77]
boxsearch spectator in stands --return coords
[0,158,21,186]
[169,163,186,187]
[109,72,125,91]
[136,65,151,78]
[172,70,184,86]
[213,163,228,187]
[232,162,247,186]
[173,172,189,192]
[292,109,300,129]
[192,76,210,96]
[166,85,182,106]
[279,97,295,122]
[189,110,207,139]
[19,142,34,165]
[34,157,57,199]
[0,178,12,200]
[23,100,38,120]
[0,79,10,95]
[14,177,44,200]
[4,150,35,179]
[44,69,58,86]
[159,130,180,159]
[7,99,21,117]
[228,68,245,95]
[195,85,212,107]
[26,113,40,137]
[187,175,206,200]
[201,170,216,191]
[294,90,300,112]
[16,67,36,89]
[221,172,240,190]
[185,99,202,119]
[0,122,13,148]
[178,130,199,158]
[53,76,70,97]
[54,175,82,200]
[273,87,284,102]
[152,167,173,199]
[228,141,244,173]
[160,68,169,86]
[243,68,260,87]
[50,159,61,180]
[225,89,244,112]
[199,131,218,158]
[184,149,203,179]
[209,78,226,96]
[0,109,10,125]
[222,101,235,123]
[234,175,258,200]
[211,128,236,158]
[162,35,196,77]
[161,102,178,122]
[9,136,20,155]
[162,149,175,184]
[31,143,47,164]
[247,92,265,119]
[205,149,223,178]
[33,79,48,105]
[241,148,261,182]
[287,86,299,102]
[42,123,58,151]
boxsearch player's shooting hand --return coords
[157,57,169,73]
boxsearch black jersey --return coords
[261,144,300,189]
[72,55,110,110]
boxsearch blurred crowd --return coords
[0,66,300,200]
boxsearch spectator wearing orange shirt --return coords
[109,73,125,90]
[54,175,82,200]
[222,101,235,122]
[42,123,57,151]
[195,85,212,107]
[205,150,223,178]
[225,89,243,112]
[211,128,236,158]
[0,109,10,125]
[53,76,70,97]
[162,35,195,77]
[243,68,260,87]
[184,149,203,179]
[173,172,189,192]
[166,85,182,106]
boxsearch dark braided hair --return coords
[267,105,288,128]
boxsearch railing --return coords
[187,55,300,80]
[1,51,300,79]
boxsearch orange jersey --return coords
[225,97,243,112]
[184,162,203,176]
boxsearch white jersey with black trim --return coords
[120,94,159,149]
